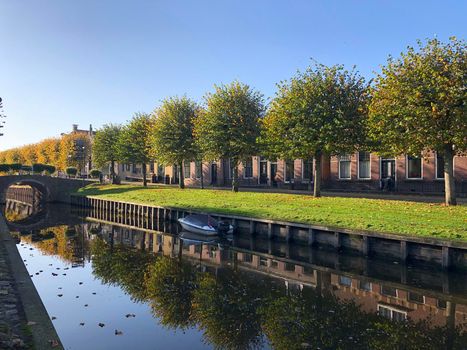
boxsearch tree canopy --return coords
[261,62,370,196]
[368,37,466,205]
[93,124,122,182]
[151,97,199,188]
[194,81,265,192]
[117,113,153,186]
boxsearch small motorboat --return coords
[178,214,233,236]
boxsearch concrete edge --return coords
[0,213,64,350]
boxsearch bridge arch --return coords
[0,175,91,204]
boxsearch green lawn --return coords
[76,184,467,242]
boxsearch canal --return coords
[2,193,467,349]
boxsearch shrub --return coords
[9,163,22,172]
[21,165,32,172]
[0,164,10,173]
[90,169,102,179]
[66,167,78,176]
[44,165,56,175]
[32,163,46,173]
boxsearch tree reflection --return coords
[260,286,467,350]
[193,269,272,350]
[144,256,198,330]
[91,237,155,302]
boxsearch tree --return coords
[369,37,466,206]
[58,133,91,173]
[194,81,265,192]
[93,124,122,184]
[151,97,199,189]
[117,113,153,187]
[260,62,370,197]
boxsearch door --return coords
[172,165,179,184]
[259,158,268,184]
[222,159,230,184]
[211,163,218,185]
[381,159,395,179]
[270,162,278,187]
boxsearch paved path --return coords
[0,214,63,349]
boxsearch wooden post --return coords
[268,223,273,239]
[249,221,255,235]
[442,246,451,270]
[308,228,315,246]
[285,226,292,243]
[362,236,369,256]
[335,232,341,251]
[400,241,408,262]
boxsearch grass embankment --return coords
[76,184,467,242]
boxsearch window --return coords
[131,163,137,174]
[195,161,202,179]
[408,292,424,304]
[436,153,445,179]
[243,253,252,263]
[125,164,131,171]
[157,164,165,177]
[437,299,447,309]
[259,257,268,266]
[150,162,154,172]
[339,154,351,179]
[407,156,422,179]
[184,161,191,179]
[285,160,294,182]
[338,276,352,287]
[381,285,397,297]
[303,265,314,275]
[244,157,253,178]
[270,260,278,269]
[359,281,372,291]
[358,152,371,179]
[285,263,295,272]
[303,159,313,181]
[378,305,407,321]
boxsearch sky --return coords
[0,0,466,150]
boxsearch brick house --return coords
[115,152,467,196]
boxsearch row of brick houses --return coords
[113,151,467,196]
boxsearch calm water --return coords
[3,199,467,350]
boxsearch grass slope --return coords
[76,184,467,241]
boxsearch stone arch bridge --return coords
[0,175,91,204]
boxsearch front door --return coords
[172,165,179,184]
[270,162,278,187]
[381,159,395,180]
[259,159,268,184]
[211,163,217,185]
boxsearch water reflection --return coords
[3,200,467,349]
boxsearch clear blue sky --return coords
[0,0,465,150]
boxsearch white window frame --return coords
[435,152,445,180]
[338,154,351,180]
[302,159,313,183]
[357,152,371,180]
[406,155,423,180]
[377,304,407,321]
[243,157,253,179]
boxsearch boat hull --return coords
[178,219,219,236]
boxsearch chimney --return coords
[72,124,78,132]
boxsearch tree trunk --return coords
[308,157,313,192]
[142,162,147,187]
[200,161,204,189]
[179,162,184,189]
[110,160,115,184]
[313,152,322,197]
[444,145,456,206]
[232,159,239,192]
